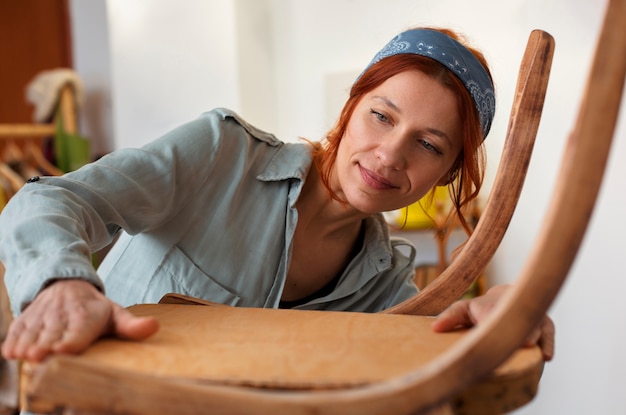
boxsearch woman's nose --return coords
[375,134,407,170]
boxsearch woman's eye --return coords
[370,109,389,123]
[420,139,443,155]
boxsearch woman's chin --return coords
[345,196,396,216]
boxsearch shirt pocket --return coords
[155,245,242,306]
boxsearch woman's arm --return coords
[0,113,226,315]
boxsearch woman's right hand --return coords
[1,279,159,362]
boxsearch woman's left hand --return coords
[430,284,555,361]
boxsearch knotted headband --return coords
[360,29,496,138]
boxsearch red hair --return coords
[312,28,491,233]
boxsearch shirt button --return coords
[26,176,40,183]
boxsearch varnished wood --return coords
[0,84,77,140]
[24,140,64,176]
[22,303,543,415]
[0,124,55,138]
[158,292,218,306]
[58,85,77,134]
[398,0,626,410]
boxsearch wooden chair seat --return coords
[21,299,543,415]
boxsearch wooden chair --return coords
[0,83,78,139]
[18,29,551,415]
[0,83,74,194]
[17,0,626,412]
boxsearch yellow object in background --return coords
[385,186,450,229]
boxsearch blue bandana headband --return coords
[361,29,496,138]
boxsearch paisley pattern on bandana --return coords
[361,29,496,138]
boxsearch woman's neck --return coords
[296,163,366,237]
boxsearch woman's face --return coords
[334,70,464,214]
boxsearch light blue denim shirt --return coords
[0,108,418,315]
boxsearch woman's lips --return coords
[359,165,398,190]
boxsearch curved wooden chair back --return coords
[404,0,626,409]
[19,0,626,413]
[387,29,554,316]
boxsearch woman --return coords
[0,27,554,362]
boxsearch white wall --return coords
[106,0,241,149]
[68,0,114,157]
[69,1,625,413]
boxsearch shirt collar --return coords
[257,141,313,183]
[258,140,394,263]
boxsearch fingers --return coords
[2,309,69,362]
[111,304,159,340]
[2,297,160,362]
[1,318,38,361]
[433,285,508,333]
[2,279,121,361]
[528,316,555,361]
[540,317,555,360]
[431,299,474,332]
